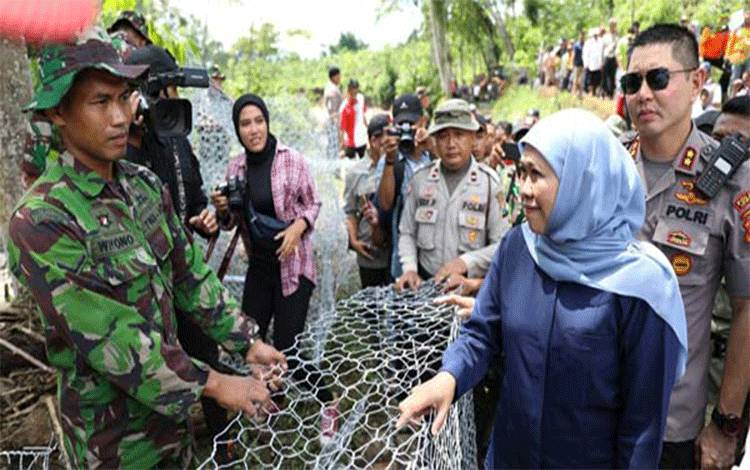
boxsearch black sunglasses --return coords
[620,67,696,95]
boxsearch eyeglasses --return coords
[620,67,697,95]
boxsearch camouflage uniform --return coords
[107,10,152,45]
[8,29,260,468]
[22,112,63,178]
[497,162,524,226]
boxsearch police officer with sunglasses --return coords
[623,24,750,469]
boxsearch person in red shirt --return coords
[340,79,368,158]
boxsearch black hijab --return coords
[232,93,277,165]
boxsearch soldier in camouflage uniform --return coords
[107,10,151,48]
[20,29,134,188]
[7,29,286,468]
[21,112,63,187]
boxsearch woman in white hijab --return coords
[398,109,687,468]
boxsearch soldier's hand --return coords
[351,239,374,260]
[250,363,285,392]
[396,271,422,292]
[246,339,288,372]
[695,422,737,469]
[434,258,468,284]
[204,371,272,419]
[211,190,229,215]
[396,371,456,436]
[189,208,218,235]
[433,294,475,319]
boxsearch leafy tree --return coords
[100,0,204,65]
[230,23,280,62]
[329,32,369,55]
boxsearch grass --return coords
[490,85,618,123]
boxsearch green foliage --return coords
[329,32,369,55]
[491,85,616,122]
[230,23,281,62]
[224,39,440,108]
[100,0,203,65]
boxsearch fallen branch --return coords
[0,337,53,373]
[4,404,36,421]
[11,324,45,343]
[44,395,72,470]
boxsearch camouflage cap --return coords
[427,99,480,135]
[107,10,151,44]
[25,28,149,111]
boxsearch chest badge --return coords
[678,147,697,171]
[670,253,693,276]
[675,180,708,206]
[468,230,478,243]
[666,230,692,248]
[734,190,750,213]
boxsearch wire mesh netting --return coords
[0,444,54,470]
[199,281,476,469]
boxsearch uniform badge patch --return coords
[674,180,708,206]
[734,191,750,213]
[670,253,693,276]
[466,215,479,227]
[678,147,697,171]
[415,207,438,223]
[666,230,692,248]
[468,230,478,243]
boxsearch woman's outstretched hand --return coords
[396,371,457,436]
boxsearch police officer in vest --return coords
[624,24,750,468]
[396,99,510,291]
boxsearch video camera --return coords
[128,45,209,138]
[387,122,416,154]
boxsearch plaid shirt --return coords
[224,144,320,297]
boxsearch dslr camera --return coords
[215,176,245,212]
[128,45,209,138]
[387,121,417,154]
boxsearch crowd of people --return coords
[536,12,750,109]
[5,9,750,470]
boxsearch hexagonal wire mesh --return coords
[0,445,54,470]
[199,282,476,469]
[189,90,475,468]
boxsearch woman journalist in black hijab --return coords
[212,94,338,443]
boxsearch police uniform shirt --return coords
[343,155,389,269]
[633,124,750,442]
[398,157,510,278]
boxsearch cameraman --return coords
[125,45,217,237]
[376,94,433,281]
[124,44,229,455]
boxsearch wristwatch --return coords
[711,407,746,438]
